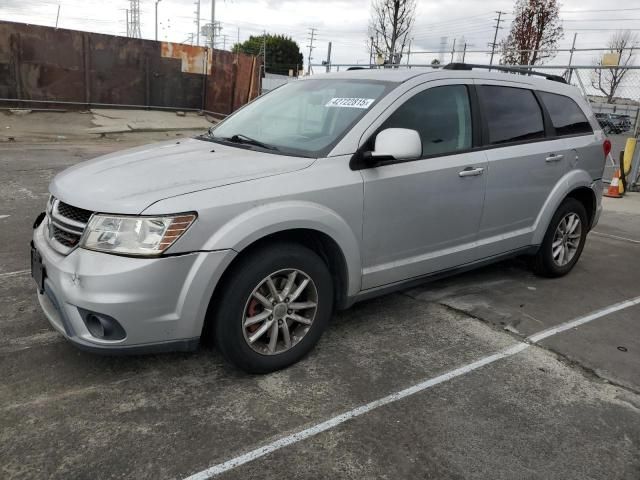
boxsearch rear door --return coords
[474,83,570,258]
[537,90,600,181]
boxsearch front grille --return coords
[57,202,93,224]
[51,224,81,248]
[46,196,94,255]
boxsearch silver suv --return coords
[31,66,608,373]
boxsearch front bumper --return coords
[33,221,236,354]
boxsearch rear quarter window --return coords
[538,91,593,136]
[477,85,545,145]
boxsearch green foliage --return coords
[233,34,303,75]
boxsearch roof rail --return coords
[443,63,567,84]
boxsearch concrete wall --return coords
[0,21,261,114]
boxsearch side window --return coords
[477,86,545,144]
[538,91,593,136]
[381,85,472,157]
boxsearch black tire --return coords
[212,242,333,374]
[531,198,588,278]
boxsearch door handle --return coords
[545,154,564,162]
[458,167,484,177]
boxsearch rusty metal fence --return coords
[0,21,261,116]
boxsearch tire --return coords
[212,242,333,374]
[531,198,588,278]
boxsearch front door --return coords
[360,82,487,290]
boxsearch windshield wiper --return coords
[226,134,279,151]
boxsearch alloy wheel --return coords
[552,212,582,267]
[242,269,318,355]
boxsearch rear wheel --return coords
[531,198,588,277]
[213,242,333,373]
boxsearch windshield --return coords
[204,79,393,157]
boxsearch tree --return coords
[233,34,303,76]
[367,0,417,65]
[592,30,638,103]
[500,0,563,66]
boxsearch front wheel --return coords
[530,198,588,278]
[212,242,333,373]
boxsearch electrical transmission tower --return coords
[128,0,142,38]
[306,27,317,75]
[488,11,506,66]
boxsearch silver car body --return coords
[33,68,605,353]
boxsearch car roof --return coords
[304,67,578,95]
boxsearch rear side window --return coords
[538,92,593,136]
[477,86,545,145]
[381,85,472,157]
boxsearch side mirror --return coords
[367,128,422,163]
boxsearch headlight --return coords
[80,213,196,256]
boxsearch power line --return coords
[561,7,640,13]
[563,18,640,22]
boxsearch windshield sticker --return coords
[325,97,375,109]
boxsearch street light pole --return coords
[210,0,216,49]
[155,0,162,41]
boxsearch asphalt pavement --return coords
[1,138,639,480]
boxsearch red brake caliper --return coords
[246,298,261,333]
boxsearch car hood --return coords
[50,138,315,214]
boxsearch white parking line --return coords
[592,231,640,245]
[0,215,10,220]
[183,295,640,480]
[0,269,30,278]
[527,296,640,343]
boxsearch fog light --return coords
[79,309,126,340]
[85,314,106,338]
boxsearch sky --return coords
[1,0,639,69]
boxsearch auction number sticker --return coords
[325,97,375,109]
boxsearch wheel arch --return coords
[201,227,353,343]
[565,186,597,229]
[532,170,598,245]
[198,201,362,339]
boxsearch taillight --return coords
[603,139,612,158]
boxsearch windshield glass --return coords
[205,79,393,157]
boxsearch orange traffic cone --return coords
[604,169,623,198]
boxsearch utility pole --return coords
[125,9,130,37]
[155,0,162,41]
[55,4,60,28]
[220,34,229,50]
[195,0,201,46]
[369,36,374,68]
[236,27,240,63]
[462,42,467,62]
[210,0,216,49]
[406,37,412,66]
[263,30,267,76]
[306,27,317,75]
[450,38,456,64]
[325,41,332,72]
[489,11,505,67]
[567,33,578,83]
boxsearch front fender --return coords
[532,169,597,245]
[202,201,362,296]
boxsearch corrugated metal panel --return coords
[0,20,261,114]
[161,42,213,75]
